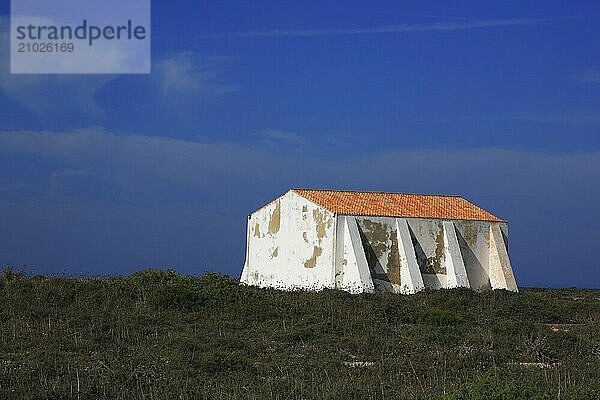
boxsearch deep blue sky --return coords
[0,1,599,288]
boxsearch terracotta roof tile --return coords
[292,189,503,222]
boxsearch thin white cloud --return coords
[0,129,282,194]
[1,129,599,207]
[204,17,552,39]
[514,114,600,124]
[415,113,600,124]
[393,13,478,22]
[154,52,236,97]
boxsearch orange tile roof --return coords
[292,189,504,222]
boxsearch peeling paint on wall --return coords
[268,200,281,235]
[387,229,401,285]
[462,221,480,248]
[411,222,446,275]
[313,208,333,240]
[357,218,401,289]
[430,229,447,274]
[359,219,388,261]
[304,246,323,268]
[254,223,261,237]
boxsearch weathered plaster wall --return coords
[351,216,453,292]
[337,216,514,293]
[241,191,336,290]
[241,194,516,293]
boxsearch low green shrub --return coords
[149,281,206,310]
[447,372,550,400]
[418,307,463,326]
[123,268,184,301]
[0,266,25,286]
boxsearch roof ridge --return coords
[292,188,463,198]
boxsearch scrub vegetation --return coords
[1,267,599,399]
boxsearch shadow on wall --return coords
[356,223,394,292]
[408,224,435,274]
[408,224,445,289]
[455,229,489,291]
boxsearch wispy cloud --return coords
[204,17,552,39]
[514,114,600,124]
[1,129,598,207]
[415,113,600,125]
[0,129,282,195]
[154,52,236,97]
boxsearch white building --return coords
[240,189,517,294]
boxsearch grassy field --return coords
[0,267,599,399]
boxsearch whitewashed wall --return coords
[241,191,336,290]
